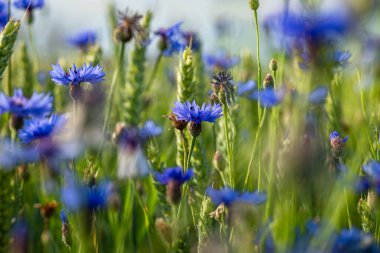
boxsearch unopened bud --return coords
[113,26,133,44]
[249,0,259,10]
[213,151,226,171]
[166,180,182,204]
[263,74,274,90]
[34,201,58,219]
[189,122,202,137]
[167,113,188,131]
[269,59,278,72]
[155,218,172,243]
[69,84,84,101]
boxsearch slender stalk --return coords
[186,136,196,171]
[253,10,262,88]
[223,104,233,186]
[6,1,11,96]
[180,131,188,171]
[101,43,126,140]
[144,52,163,93]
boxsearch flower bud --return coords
[263,74,274,90]
[249,0,259,10]
[34,201,58,219]
[167,113,188,131]
[69,84,84,101]
[11,115,24,131]
[166,180,182,204]
[113,26,133,44]
[155,218,172,244]
[213,151,226,171]
[189,122,202,137]
[269,59,278,72]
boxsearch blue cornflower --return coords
[332,50,351,68]
[155,167,194,185]
[0,88,53,118]
[359,160,380,194]
[140,120,163,140]
[68,30,97,50]
[14,0,44,10]
[0,1,9,29]
[206,187,266,207]
[18,114,66,143]
[332,228,378,253]
[308,86,328,104]
[154,22,186,56]
[248,87,286,108]
[155,167,194,203]
[172,100,223,125]
[61,173,110,212]
[203,50,239,70]
[0,139,38,170]
[236,80,256,96]
[49,62,105,87]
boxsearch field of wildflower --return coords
[1,0,380,252]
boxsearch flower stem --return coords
[253,10,262,88]
[101,43,126,140]
[186,136,196,171]
[144,52,163,93]
[223,104,233,187]
[180,131,188,171]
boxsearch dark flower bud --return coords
[166,180,182,204]
[11,114,24,131]
[213,151,226,171]
[189,122,202,137]
[113,26,133,44]
[269,59,278,72]
[34,201,58,219]
[329,131,348,158]
[249,0,259,10]
[155,218,172,244]
[166,113,188,131]
[69,84,84,101]
[263,74,274,90]
[158,37,168,52]
[114,9,146,45]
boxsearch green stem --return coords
[223,104,233,186]
[244,107,267,191]
[100,43,126,148]
[253,10,262,88]
[181,131,188,171]
[144,52,163,93]
[186,136,196,171]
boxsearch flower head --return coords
[155,22,186,56]
[155,167,194,204]
[49,62,105,87]
[332,228,378,253]
[114,8,147,44]
[329,131,348,158]
[204,50,239,70]
[0,88,53,118]
[236,80,257,96]
[247,87,286,108]
[68,30,97,50]
[332,50,351,68]
[206,187,267,207]
[18,114,66,143]
[14,0,44,10]
[172,100,223,125]
[0,139,38,170]
[308,86,328,104]
[155,167,194,185]
[210,71,235,105]
[359,160,380,194]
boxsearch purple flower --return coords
[206,187,266,207]
[329,131,348,143]
[155,167,194,185]
[140,120,163,140]
[172,100,223,124]
[0,139,38,170]
[14,0,44,10]
[0,1,9,29]
[332,228,378,253]
[248,87,286,107]
[332,50,351,68]
[18,114,66,143]
[49,62,105,87]
[67,30,97,50]
[0,88,53,118]
[182,31,201,52]
[236,80,257,96]
[308,86,328,104]
[154,22,187,56]
[204,50,239,70]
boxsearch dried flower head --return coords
[114,8,147,44]
[210,71,235,105]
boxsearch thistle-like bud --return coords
[155,218,172,244]
[329,131,348,158]
[213,151,226,171]
[249,0,260,11]
[269,59,278,72]
[189,122,202,137]
[211,71,234,106]
[166,180,182,204]
[263,74,274,90]
[167,113,188,131]
[69,84,84,101]
[113,9,146,44]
